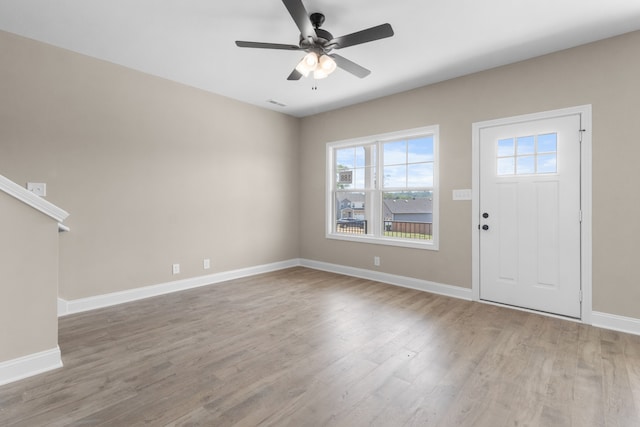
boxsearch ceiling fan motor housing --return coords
[300,29,334,51]
[300,12,334,52]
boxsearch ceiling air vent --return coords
[267,99,287,107]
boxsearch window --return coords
[497,133,557,176]
[326,126,439,250]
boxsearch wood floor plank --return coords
[0,267,639,426]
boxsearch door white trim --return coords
[472,105,592,323]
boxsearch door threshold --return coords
[478,299,583,323]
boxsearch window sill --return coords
[326,232,439,251]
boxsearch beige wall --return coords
[2,28,640,322]
[0,192,58,361]
[0,30,300,300]
[300,31,640,319]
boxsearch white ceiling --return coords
[1,0,640,117]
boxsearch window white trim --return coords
[326,125,439,250]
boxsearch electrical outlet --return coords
[374,256,380,267]
[27,182,47,197]
[203,259,211,270]
[172,263,180,275]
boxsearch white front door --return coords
[478,113,582,318]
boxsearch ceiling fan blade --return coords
[330,54,371,78]
[282,0,316,41]
[330,23,394,49]
[287,69,303,80]
[236,41,302,50]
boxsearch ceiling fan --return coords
[235,0,394,80]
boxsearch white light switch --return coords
[453,189,472,201]
[27,182,47,197]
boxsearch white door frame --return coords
[471,105,592,323]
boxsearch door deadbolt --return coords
[482,212,489,218]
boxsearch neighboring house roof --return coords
[383,198,433,217]
[339,193,366,204]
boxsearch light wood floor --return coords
[1,267,639,426]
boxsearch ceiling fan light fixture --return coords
[313,68,329,79]
[304,51,318,67]
[319,54,337,74]
[295,52,318,76]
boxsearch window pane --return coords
[497,157,515,175]
[383,165,407,188]
[408,136,434,163]
[383,140,407,165]
[537,154,557,173]
[517,136,535,155]
[538,133,557,153]
[407,163,433,187]
[335,191,368,235]
[352,166,375,189]
[517,155,535,174]
[353,168,365,189]
[382,191,433,241]
[498,138,515,157]
[336,148,355,169]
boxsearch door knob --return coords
[482,224,489,230]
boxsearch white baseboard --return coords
[56,258,640,338]
[58,258,471,317]
[58,259,301,316]
[299,260,640,336]
[57,298,68,316]
[0,346,63,387]
[299,258,473,301]
[592,311,640,336]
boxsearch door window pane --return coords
[498,138,515,157]
[517,156,535,174]
[537,154,557,173]
[497,133,558,176]
[517,136,535,155]
[497,158,515,175]
[538,133,557,153]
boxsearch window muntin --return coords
[497,133,558,176]
[327,126,438,250]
